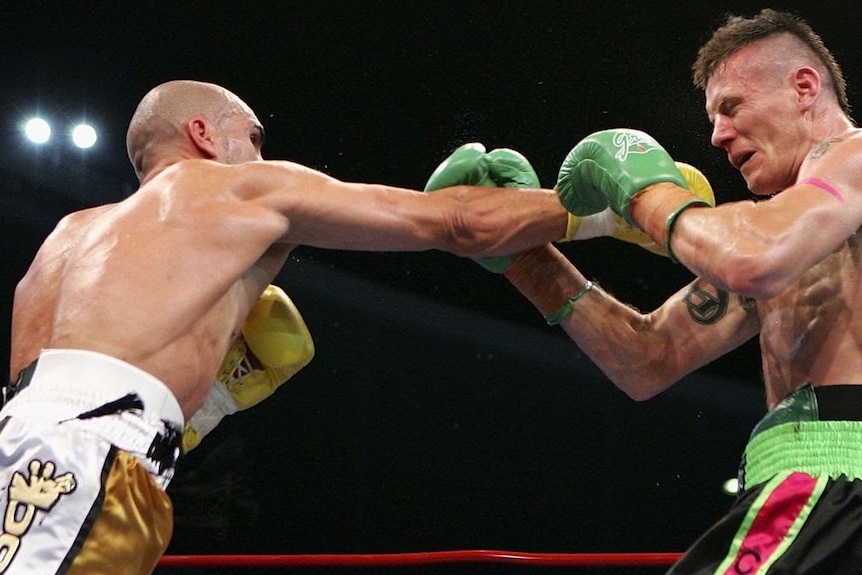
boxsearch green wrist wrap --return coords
[545,281,593,326]
[425,143,540,274]
[663,198,712,264]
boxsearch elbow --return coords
[618,380,668,402]
[611,369,675,402]
[720,251,793,299]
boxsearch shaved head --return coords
[126,80,257,179]
[693,9,851,120]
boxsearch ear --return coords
[186,116,218,158]
[793,66,820,112]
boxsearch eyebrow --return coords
[706,96,739,124]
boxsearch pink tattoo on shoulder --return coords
[797,177,844,202]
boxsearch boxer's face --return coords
[220,119,265,164]
[705,43,806,196]
[213,97,265,164]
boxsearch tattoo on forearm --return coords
[684,281,729,324]
[808,137,843,160]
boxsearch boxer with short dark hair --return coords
[2,79,568,574]
[453,9,862,573]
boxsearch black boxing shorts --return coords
[668,384,862,574]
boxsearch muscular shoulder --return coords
[801,129,862,174]
[797,129,862,200]
[148,159,329,204]
[28,205,113,269]
[55,204,113,231]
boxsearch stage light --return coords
[24,117,51,144]
[721,477,738,496]
[71,123,97,149]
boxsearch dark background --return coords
[1,2,858,573]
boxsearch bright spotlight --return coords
[722,477,739,496]
[71,124,98,149]
[24,118,51,144]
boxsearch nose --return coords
[710,115,733,149]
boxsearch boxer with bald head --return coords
[2,79,567,574]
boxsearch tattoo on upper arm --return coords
[684,280,755,324]
[807,137,843,160]
[684,281,728,324]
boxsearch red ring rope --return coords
[159,550,683,568]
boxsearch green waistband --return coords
[749,384,818,438]
[743,420,862,487]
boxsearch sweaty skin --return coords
[510,33,862,410]
[633,36,862,408]
[10,80,567,420]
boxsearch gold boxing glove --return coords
[557,162,714,256]
[182,285,315,452]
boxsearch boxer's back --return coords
[11,161,286,417]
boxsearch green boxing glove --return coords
[425,143,540,273]
[556,129,690,225]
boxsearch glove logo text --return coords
[0,459,77,572]
[611,131,662,162]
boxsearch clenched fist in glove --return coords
[556,129,713,260]
[424,143,541,273]
[558,161,714,257]
[182,284,315,452]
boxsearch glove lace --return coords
[219,344,255,391]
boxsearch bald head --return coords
[126,80,257,180]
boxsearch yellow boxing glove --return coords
[557,162,714,256]
[182,285,315,452]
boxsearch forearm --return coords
[631,184,838,298]
[442,186,568,257]
[628,182,711,260]
[503,245,679,400]
[503,245,587,317]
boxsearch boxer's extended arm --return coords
[214,159,568,259]
[183,285,314,452]
[503,245,759,400]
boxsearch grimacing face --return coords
[705,44,812,195]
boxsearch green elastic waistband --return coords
[743,420,862,487]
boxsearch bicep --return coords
[650,278,760,377]
[235,161,439,251]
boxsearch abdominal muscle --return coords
[758,234,862,408]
